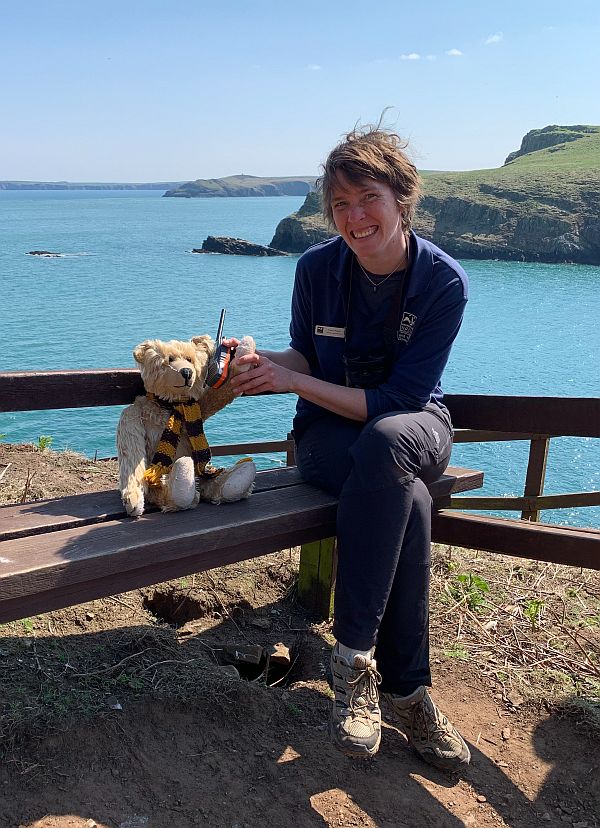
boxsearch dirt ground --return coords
[0,444,599,828]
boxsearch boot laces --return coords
[409,695,450,742]
[344,661,382,718]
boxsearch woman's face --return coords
[330,174,406,272]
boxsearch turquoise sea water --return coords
[1,190,599,528]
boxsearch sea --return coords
[1,190,599,529]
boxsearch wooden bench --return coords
[0,369,484,623]
[0,462,482,624]
[2,370,599,625]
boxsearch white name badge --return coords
[315,325,345,338]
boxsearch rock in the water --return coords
[193,236,288,256]
[27,250,62,257]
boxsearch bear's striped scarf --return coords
[143,393,220,486]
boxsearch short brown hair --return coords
[319,125,422,232]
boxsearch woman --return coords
[231,125,470,770]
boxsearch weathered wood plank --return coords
[1,372,598,437]
[0,467,305,541]
[297,537,336,617]
[521,437,550,521]
[0,370,144,411]
[211,440,293,457]
[0,485,339,621]
[0,466,482,542]
[432,511,600,569]
[0,527,335,625]
[450,491,600,512]
[445,395,600,437]
[453,430,543,443]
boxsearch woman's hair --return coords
[319,124,422,232]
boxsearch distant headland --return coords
[163,174,316,198]
[0,181,183,191]
[270,125,600,266]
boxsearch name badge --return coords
[315,325,345,338]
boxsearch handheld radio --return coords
[205,308,232,388]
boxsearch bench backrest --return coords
[1,369,599,436]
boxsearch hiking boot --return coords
[329,645,382,758]
[384,686,471,771]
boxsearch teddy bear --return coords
[117,333,256,517]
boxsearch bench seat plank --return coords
[0,484,339,622]
[432,510,600,570]
[0,466,483,542]
[0,467,305,541]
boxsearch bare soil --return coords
[1,444,599,828]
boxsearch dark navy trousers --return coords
[295,404,453,696]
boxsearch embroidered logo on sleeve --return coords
[397,313,417,343]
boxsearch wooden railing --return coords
[450,429,600,523]
[1,370,599,534]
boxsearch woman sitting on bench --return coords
[231,123,470,770]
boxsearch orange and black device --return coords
[205,308,232,388]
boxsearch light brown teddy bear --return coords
[117,333,256,517]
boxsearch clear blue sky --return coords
[2,0,599,182]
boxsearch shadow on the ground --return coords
[1,592,598,828]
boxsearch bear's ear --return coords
[133,340,158,365]
[191,334,214,356]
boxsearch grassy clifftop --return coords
[271,125,600,264]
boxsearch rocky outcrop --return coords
[270,126,600,265]
[192,236,288,256]
[165,175,316,198]
[270,191,331,252]
[504,125,596,165]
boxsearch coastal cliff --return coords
[270,125,600,265]
[164,174,316,198]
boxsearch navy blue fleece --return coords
[289,232,468,435]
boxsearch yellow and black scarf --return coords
[143,393,220,486]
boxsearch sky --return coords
[2,0,599,182]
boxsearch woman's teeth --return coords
[352,227,377,239]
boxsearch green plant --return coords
[20,618,34,634]
[565,587,579,599]
[37,435,53,451]
[444,645,469,661]
[524,598,544,629]
[450,573,490,611]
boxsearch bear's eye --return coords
[168,355,176,364]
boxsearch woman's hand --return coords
[230,352,294,395]
[220,337,240,350]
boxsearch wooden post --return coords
[286,432,296,467]
[298,537,336,620]
[521,436,550,522]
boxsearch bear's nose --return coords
[180,367,193,384]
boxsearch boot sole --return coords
[329,716,381,759]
